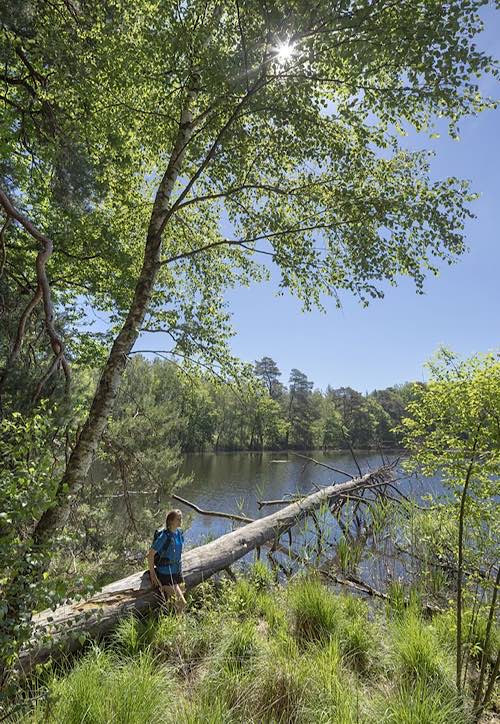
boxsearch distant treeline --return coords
[113,356,422,452]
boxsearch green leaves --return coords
[401,349,500,590]
[0,408,71,677]
[2,0,498,386]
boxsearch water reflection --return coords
[174,451,442,547]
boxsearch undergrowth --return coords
[13,568,495,723]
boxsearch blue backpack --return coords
[152,527,175,568]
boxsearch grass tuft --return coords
[112,614,156,656]
[338,616,376,673]
[371,680,469,723]
[46,647,174,724]
[218,620,261,671]
[243,637,358,723]
[392,610,451,685]
[288,575,339,644]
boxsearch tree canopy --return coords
[2,0,495,404]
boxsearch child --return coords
[147,508,186,613]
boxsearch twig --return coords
[289,451,353,478]
[321,569,388,599]
[171,493,253,523]
[257,495,302,509]
[321,569,443,614]
[345,437,363,477]
[0,214,10,277]
[0,285,42,400]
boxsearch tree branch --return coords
[0,188,71,400]
[289,451,354,479]
[171,493,253,524]
[0,286,42,404]
[0,214,10,278]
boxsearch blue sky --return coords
[222,7,500,393]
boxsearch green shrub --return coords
[224,578,259,617]
[151,612,183,652]
[247,561,275,591]
[186,579,222,614]
[432,606,500,668]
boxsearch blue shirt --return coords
[152,528,184,575]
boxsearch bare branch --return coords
[0,214,10,278]
[0,285,42,402]
[290,451,354,479]
[171,493,253,524]
[0,188,71,400]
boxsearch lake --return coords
[176,450,442,548]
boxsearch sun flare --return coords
[274,40,295,65]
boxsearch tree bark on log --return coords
[18,466,393,674]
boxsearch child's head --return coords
[166,508,183,531]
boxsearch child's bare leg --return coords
[158,584,175,608]
[158,583,185,613]
[173,583,186,613]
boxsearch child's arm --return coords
[147,548,160,588]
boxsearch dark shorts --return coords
[156,570,184,586]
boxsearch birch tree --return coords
[0,0,497,671]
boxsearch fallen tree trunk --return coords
[18,465,393,674]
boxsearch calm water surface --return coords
[175,451,442,547]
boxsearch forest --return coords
[107,354,418,453]
[1,0,499,721]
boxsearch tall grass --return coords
[37,647,174,724]
[241,637,359,723]
[371,680,469,724]
[336,535,363,575]
[287,577,378,672]
[391,610,453,686]
[22,573,484,724]
[288,575,340,643]
[112,614,157,656]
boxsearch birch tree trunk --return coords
[30,79,200,549]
